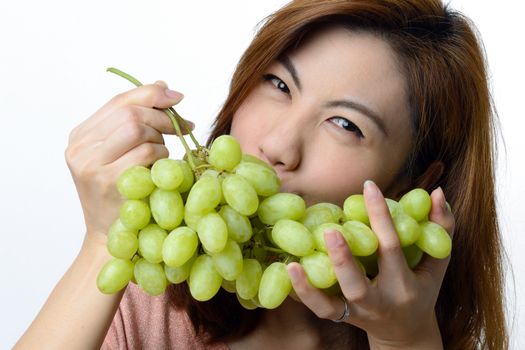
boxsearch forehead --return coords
[285,26,410,135]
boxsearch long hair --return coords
[171,1,508,348]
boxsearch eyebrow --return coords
[277,54,388,136]
[277,54,302,91]
[324,100,388,136]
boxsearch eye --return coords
[263,74,290,94]
[329,117,364,138]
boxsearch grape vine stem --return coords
[106,67,201,170]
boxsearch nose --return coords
[259,111,303,173]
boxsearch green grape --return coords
[164,252,196,284]
[343,220,379,256]
[149,188,184,230]
[236,294,259,310]
[300,252,337,289]
[399,188,432,222]
[392,212,422,247]
[211,239,243,281]
[185,176,222,215]
[222,174,259,216]
[402,244,424,268]
[208,135,242,171]
[258,262,292,309]
[162,226,198,267]
[120,199,151,230]
[176,160,194,193]
[130,254,140,284]
[343,194,369,225]
[200,169,220,178]
[257,193,306,225]
[218,205,253,243]
[109,218,137,236]
[312,223,351,253]
[189,254,223,301]
[222,279,237,293]
[308,202,344,223]
[250,295,264,308]
[150,158,184,190]
[107,228,138,260]
[184,210,206,231]
[236,258,262,300]
[96,258,134,294]
[385,198,402,217]
[117,166,155,200]
[302,206,337,232]
[272,219,315,257]
[134,258,167,296]
[241,154,274,171]
[197,212,228,254]
[357,252,378,277]
[138,224,167,264]
[234,161,280,197]
[416,221,452,259]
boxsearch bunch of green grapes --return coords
[96,68,452,311]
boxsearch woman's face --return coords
[230,27,412,206]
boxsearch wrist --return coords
[79,231,111,264]
[367,314,443,350]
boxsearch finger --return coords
[72,82,192,141]
[324,230,370,304]
[95,123,166,165]
[114,82,184,110]
[80,105,188,146]
[73,81,182,137]
[154,80,168,88]
[287,262,350,321]
[415,187,454,283]
[109,142,169,172]
[428,187,455,235]
[363,180,409,277]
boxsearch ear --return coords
[415,161,445,190]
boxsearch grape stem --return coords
[262,246,285,254]
[106,67,202,171]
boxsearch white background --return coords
[1,1,523,348]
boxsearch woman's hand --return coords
[65,81,191,237]
[287,180,455,349]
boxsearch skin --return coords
[228,28,455,349]
[16,27,455,350]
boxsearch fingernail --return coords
[364,180,378,197]
[437,186,447,212]
[165,88,184,99]
[185,120,195,130]
[287,265,300,282]
[154,80,168,87]
[325,230,339,249]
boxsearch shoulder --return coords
[101,283,227,350]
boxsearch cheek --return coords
[230,101,262,156]
[301,147,398,206]
[303,155,375,206]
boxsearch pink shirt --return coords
[102,283,229,349]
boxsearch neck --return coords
[228,297,322,350]
[261,297,319,336]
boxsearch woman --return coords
[16,0,507,349]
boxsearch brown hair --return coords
[171,0,508,348]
